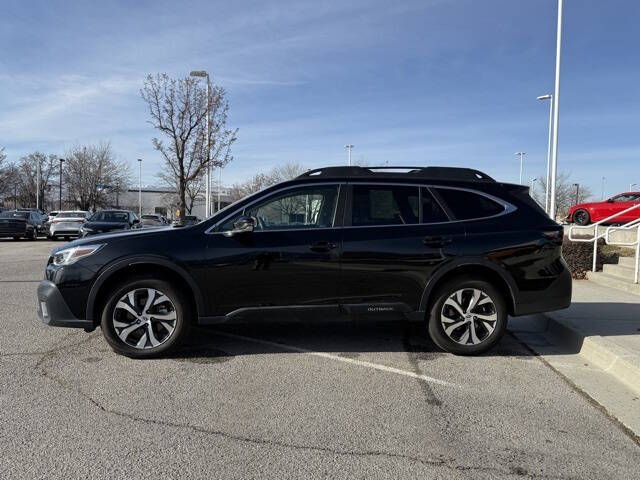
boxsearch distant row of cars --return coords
[0,208,188,240]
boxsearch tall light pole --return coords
[217,165,222,212]
[630,182,637,191]
[573,183,580,206]
[190,70,211,216]
[36,160,41,211]
[137,158,142,216]
[549,0,564,220]
[58,158,65,210]
[530,177,538,192]
[344,144,354,166]
[514,152,526,184]
[601,176,606,200]
[537,94,553,214]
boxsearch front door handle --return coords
[423,236,453,247]
[310,241,337,253]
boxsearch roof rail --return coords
[297,166,495,182]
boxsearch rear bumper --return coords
[37,280,92,328]
[512,261,572,316]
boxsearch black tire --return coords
[427,276,507,355]
[100,278,192,358]
[573,209,590,226]
[12,236,20,241]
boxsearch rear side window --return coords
[434,188,504,220]
[421,188,449,223]
[352,185,419,226]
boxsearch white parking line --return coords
[214,331,456,387]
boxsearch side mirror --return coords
[223,215,256,237]
[132,218,140,224]
[606,198,614,203]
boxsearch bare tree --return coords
[64,143,131,211]
[532,172,593,219]
[229,162,306,201]
[157,169,205,215]
[0,147,9,200]
[12,152,58,210]
[141,73,237,222]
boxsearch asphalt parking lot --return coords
[0,239,638,479]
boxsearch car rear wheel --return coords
[100,278,191,358]
[427,277,507,355]
[573,209,590,226]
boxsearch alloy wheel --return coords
[440,288,498,346]
[112,288,177,349]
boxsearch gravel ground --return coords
[0,238,638,479]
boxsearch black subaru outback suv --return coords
[37,166,571,358]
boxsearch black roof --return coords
[297,166,495,183]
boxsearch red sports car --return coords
[567,192,640,225]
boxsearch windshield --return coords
[57,212,87,218]
[0,211,28,219]
[90,211,129,223]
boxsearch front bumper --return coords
[37,280,92,328]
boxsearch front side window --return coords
[228,185,339,231]
[434,188,505,220]
[352,185,419,226]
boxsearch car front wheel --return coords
[100,278,191,358]
[428,277,507,355]
[573,209,590,226]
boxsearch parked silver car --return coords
[48,211,90,240]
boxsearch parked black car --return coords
[0,210,41,240]
[37,166,571,358]
[80,210,140,237]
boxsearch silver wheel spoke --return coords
[466,289,481,313]
[151,311,176,321]
[469,320,481,344]
[116,301,139,319]
[159,321,175,335]
[444,320,467,336]
[153,295,169,306]
[482,321,496,334]
[113,319,133,328]
[444,298,465,317]
[119,322,143,342]
[477,296,492,307]
[147,324,162,347]
[458,328,470,344]
[475,313,497,322]
[142,288,156,315]
[136,332,148,348]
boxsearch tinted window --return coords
[352,185,419,226]
[0,211,28,219]
[421,188,449,223]
[235,185,338,231]
[90,211,129,222]
[56,211,87,218]
[434,188,505,220]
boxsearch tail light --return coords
[543,228,564,246]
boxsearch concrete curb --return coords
[541,313,640,395]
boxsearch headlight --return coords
[52,244,104,266]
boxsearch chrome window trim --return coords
[206,181,517,234]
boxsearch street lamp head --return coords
[137,158,142,163]
[59,158,65,163]
[344,144,354,149]
[537,94,552,100]
[190,70,208,77]
[514,152,526,156]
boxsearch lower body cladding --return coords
[36,268,572,331]
[37,280,93,329]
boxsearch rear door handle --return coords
[310,241,337,253]
[423,236,452,247]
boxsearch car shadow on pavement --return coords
[167,313,534,361]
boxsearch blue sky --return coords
[1,0,639,196]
